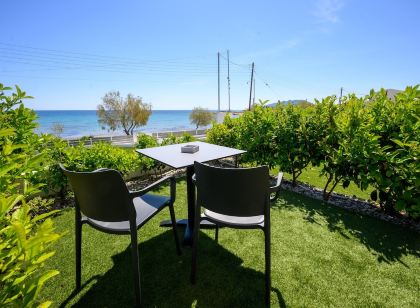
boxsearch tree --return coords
[97,91,152,135]
[189,107,213,130]
[51,122,64,137]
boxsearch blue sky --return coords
[1,0,419,110]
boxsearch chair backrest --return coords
[194,161,269,217]
[61,165,133,222]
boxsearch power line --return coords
[0,42,218,65]
[253,71,282,99]
[219,53,249,69]
[0,43,255,76]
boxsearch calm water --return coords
[35,110,198,138]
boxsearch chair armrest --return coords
[192,174,196,184]
[129,176,176,203]
[269,172,283,202]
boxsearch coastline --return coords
[35,109,198,138]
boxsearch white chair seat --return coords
[203,209,264,227]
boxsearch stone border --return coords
[280,179,420,233]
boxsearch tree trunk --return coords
[323,175,342,201]
[323,174,333,200]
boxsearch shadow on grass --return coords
[274,190,420,266]
[61,230,284,307]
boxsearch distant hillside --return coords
[266,100,313,108]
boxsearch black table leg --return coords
[159,165,216,246]
[182,165,195,246]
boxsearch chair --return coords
[60,165,181,307]
[190,161,282,306]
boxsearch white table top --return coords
[136,141,245,169]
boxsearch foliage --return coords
[189,107,214,130]
[34,140,150,196]
[161,133,196,146]
[366,87,420,216]
[0,84,62,307]
[27,197,56,217]
[206,113,241,148]
[97,91,152,135]
[64,142,144,173]
[236,101,277,167]
[30,135,69,200]
[206,86,420,218]
[178,132,196,143]
[309,96,343,199]
[0,84,37,146]
[136,133,158,149]
[295,100,314,109]
[50,122,64,137]
[272,104,313,185]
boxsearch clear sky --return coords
[1,0,419,110]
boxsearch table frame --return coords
[137,142,243,246]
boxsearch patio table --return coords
[136,141,245,246]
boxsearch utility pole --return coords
[227,50,231,112]
[339,87,343,104]
[252,66,256,105]
[248,62,254,111]
[218,52,220,112]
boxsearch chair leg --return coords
[215,225,219,243]
[169,203,181,255]
[264,227,271,306]
[130,227,141,307]
[75,215,82,290]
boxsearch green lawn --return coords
[273,164,372,200]
[41,179,419,307]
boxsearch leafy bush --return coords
[206,113,240,148]
[272,104,313,185]
[206,86,420,218]
[236,101,277,167]
[33,140,152,197]
[0,84,62,307]
[136,133,158,149]
[161,132,196,146]
[64,142,143,173]
[365,87,420,216]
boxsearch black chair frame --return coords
[61,165,181,307]
[190,162,282,306]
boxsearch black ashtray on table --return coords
[181,145,199,153]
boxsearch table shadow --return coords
[61,230,285,307]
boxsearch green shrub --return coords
[236,101,277,167]
[64,142,143,173]
[206,86,420,218]
[206,113,240,148]
[35,141,149,195]
[272,104,313,185]
[161,133,196,146]
[136,133,158,149]
[365,87,420,216]
[178,132,196,143]
[0,84,62,307]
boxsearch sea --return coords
[35,110,200,138]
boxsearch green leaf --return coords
[0,128,16,137]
